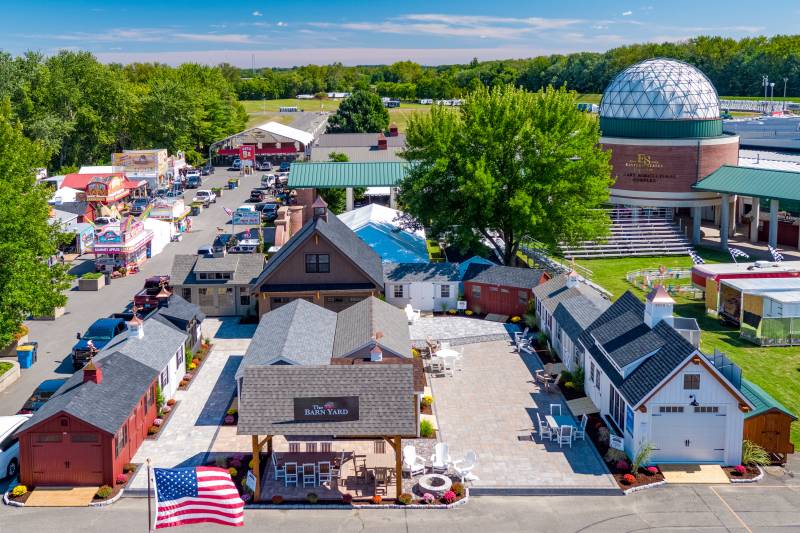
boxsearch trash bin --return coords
[228,180,236,190]
[17,342,38,369]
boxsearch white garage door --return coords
[650,405,726,463]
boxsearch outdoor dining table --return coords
[545,414,575,433]
[436,348,460,361]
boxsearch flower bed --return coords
[723,465,762,482]
[146,399,179,440]
[206,453,255,502]
[179,342,212,391]
[6,484,31,505]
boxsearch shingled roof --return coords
[553,295,610,342]
[16,351,157,436]
[237,364,417,437]
[462,263,546,289]
[332,296,410,358]
[254,210,383,290]
[383,262,461,283]
[152,294,206,331]
[171,254,265,286]
[96,317,187,374]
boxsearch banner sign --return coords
[457,300,467,310]
[232,211,261,225]
[245,470,257,492]
[112,149,168,178]
[610,435,625,451]
[293,396,359,422]
[239,145,255,161]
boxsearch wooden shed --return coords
[15,352,159,487]
[462,264,549,317]
[740,379,797,463]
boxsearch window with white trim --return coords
[658,405,684,413]
[440,284,450,298]
[393,285,404,298]
[693,406,719,413]
[683,374,700,390]
[609,386,626,432]
[589,361,596,383]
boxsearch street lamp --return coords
[762,75,769,113]
[770,82,775,101]
[783,78,789,112]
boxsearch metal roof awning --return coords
[693,165,800,202]
[288,162,412,189]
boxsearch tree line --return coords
[0,50,248,173]
[232,35,800,101]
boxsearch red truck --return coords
[133,275,172,310]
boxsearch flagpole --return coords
[147,457,153,532]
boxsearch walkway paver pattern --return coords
[429,339,616,490]
[128,318,254,490]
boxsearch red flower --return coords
[622,474,636,485]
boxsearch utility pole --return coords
[763,75,769,113]
[783,77,789,112]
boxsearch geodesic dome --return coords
[600,59,720,121]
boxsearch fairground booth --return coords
[149,198,192,234]
[93,219,154,273]
[61,172,146,222]
[209,121,314,167]
[112,149,169,192]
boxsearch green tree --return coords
[0,100,71,347]
[399,85,612,265]
[326,90,389,133]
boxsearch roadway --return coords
[0,168,261,416]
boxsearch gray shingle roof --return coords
[534,276,608,315]
[383,262,461,283]
[553,295,610,342]
[237,364,417,437]
[578,291,698,406]
[332,296,410,358]
[462,264,546,289]
[309,146,405,162]
[238,300,338,378]
[16,351,157,436]
[96,317,187,374]
[315,133,406,148]
[171,254,265,286]
[254,212,383,290]
[153,294,206,330]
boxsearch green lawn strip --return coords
[575,248,800,448]
[0,362,12,376]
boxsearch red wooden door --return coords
[31,433,103,486]
[31,434,70,485]
[68,433,104,485]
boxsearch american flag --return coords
[728,247,750,262]
[688,250,705,265]
[223,207,233,217]
[153,467,244,529]
[768,245,784,262]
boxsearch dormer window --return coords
[683,374,700,390]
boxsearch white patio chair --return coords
[317,461,332,486]
[404,304,421,324]
[534,370,548,390]
[428,356,444,376]
[302,463,316,487]
[536,413,553,442]
[550,404,562,416]
[440,341,450,350]
[284,462,298,487]
[331,450,345,481]
[442,358,455,377]
[453,349,464,372]
[429,442,451,474]
[574,414,588,441]
[402,445,426,477]
[452,451,479,483]
[558,425,573,448]
[272,453,285,481]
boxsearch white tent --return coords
[143,218,173,257]
[49,186,80,205]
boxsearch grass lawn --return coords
[577,93,602,104]
[0,362,12,376]
[241,98,342,113]
[245,113,294,128]
[575,247,800,449]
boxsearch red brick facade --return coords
[603,138,739,195]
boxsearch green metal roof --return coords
[740,379,797,420]
[288,162,412,189]
[600,117,724,139]
[693,165,800,202]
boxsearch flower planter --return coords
[78,276,106,291]
[1,335,27,358]
[32,306,65,320]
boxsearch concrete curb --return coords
[622,479,667,495]
[88,488,125,507]
[245,489,469,510]
[469,486,623,496]
[0,360,20,394]
[3,489,25,507]
[729,466,764,484]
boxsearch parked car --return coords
[250,188,267,203]
[212,234,236,256]
[261,174,276,188]
[18,379,67,415]
[197,245,214,257]
[155,188,170,198]
[186,169,200,179]
[133,275,172,311]
[71,318,130,370]
[279,161,291,172]
[0,415,32,479]
[231,158,242,170]
[255,202,279,222]
[256,161,273,171]
[192,189,216,207]
[186,175,202,189]
[129,197,153,216]
[229,239,260,254]
[201,164,215,176]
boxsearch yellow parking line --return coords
[710,486,752,533]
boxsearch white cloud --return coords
[252,10,263,17]
[276,21,287,27]
[40,28,258,44]
[622,10,633,16]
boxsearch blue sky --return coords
[0,0,796,66]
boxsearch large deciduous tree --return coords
[398,85,613,265]
[0,100,71,347]
[326,90,389,133]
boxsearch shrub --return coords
[447,309,457,315]
[372,494,382,504]
[442,490,457,504]
[421,395,433,408]
[615,460,630,472]
[604,447,626,463]
[465,310,473,316]
[564,381,575,390]
[572,367,586,395]
[421,493,435,505]
[148,425,159,435]
[560,370,573,384]
[510,316,521,323]
[156,385,165,410]
[229,458,242,469]
[451,482,465,497]
[646,466,659,475]
[271,495,283,504]
[184,373,194,381]
[341,493,353,504]
[81,272,104,279]
[228,467,238,477]
[241,493,251,503]
[248,459,255,469]
[420,419,435,438]
[216,457,228,468]
[734,465,747,475]
[96,485,113,499]
[631,442,655,474]
[116,473,128,485]
[161,405,171,414]
[411,348,420,358]
[742,440,771,466]
[153,418,163,427]
[622,474,636,485]
[11,485,27,498]
[307,492,319,504]
[166,399,176,407]
[226,408,238,415]
[123,463,137,473]
[192,358,200,366]
[187,363,197,371]
[398,493,413,505]
[179,380,188,388]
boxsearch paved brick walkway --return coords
[429,339,616,491]
[127,319,254,492]
[410,316,517,347]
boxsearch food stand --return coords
[150,198,192,234]
[112,149,169,192]
[93,219,154,273]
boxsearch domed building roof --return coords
[600,59,720,121]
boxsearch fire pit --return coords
[417,473,452,497]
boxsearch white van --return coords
[0,414,32,479]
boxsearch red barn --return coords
[463,264,549,317]
[15,352,159,487]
